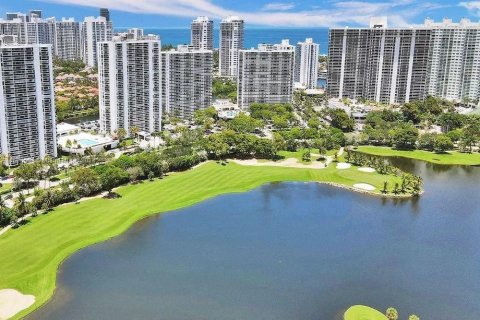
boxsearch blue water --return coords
[78,139,98,147]
[117,28,329,54]
[30,158,480,320]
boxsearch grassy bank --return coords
[357,146,480,166]
[0,161,402,319]
[0,182,11,195]
[344,305,388,320]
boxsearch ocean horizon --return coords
[116,27,329,54]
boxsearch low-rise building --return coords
[213,99,241,119]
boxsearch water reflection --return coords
[30,159,480,320]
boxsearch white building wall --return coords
[82,16,112,67]
[98,38,162,135]
[55,18,81,60]
[238,42,295,109]
[294,38,319,89]
[162,46,213,119]
[220,16,244,77]
[0,44,57,165]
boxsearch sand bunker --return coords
[336,162,351,169]
[0,289,35,320]
[358,167,376,173]
[353,183,376,191]
[232,158,327,169]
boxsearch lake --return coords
[29,158,480,320]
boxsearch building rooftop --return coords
[222,16,243,23]
[333,18,480,30]
[57,122,81,135]
[193,16,212,23]
[243,39,294,52]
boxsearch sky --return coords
[0,0,479,28]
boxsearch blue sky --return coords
[0,0,479,28]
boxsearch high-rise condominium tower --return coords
[220,16,244,77]
[0,41,57,165]
[55,18,81,61]
[100,8,110,22]
[0,13,56,50]
[162,45,213,119]
[191,16,214,51]
[29,10,42,19]
[294,38,319,89]
[81,16,112,67]
[237,40,295,109]
[98,35,162,135]
[328,18,480,104]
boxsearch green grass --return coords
[0,162,401,319]
[52,172,69,180]
[0,182,11,194]
[358,146,480,166]
[344,305,388,320]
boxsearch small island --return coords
[345,305,388,320]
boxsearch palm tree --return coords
[42,156,54,189]
[382,181,389,194]
[408,315,420,320]
[66,139,72,155]
[43,190,54,212]
[117,128,127,141]
[0,196,6,210]
[130,126,139,143]
[15,193,29,218]
[386,307,399,320]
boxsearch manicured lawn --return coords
[357,146,480,166]
[0,162,401,319]
[344,305,388,320]
[0,182,11,194]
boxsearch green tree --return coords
[328,108,354,132]
[382,181,389,194]
[434,134,453,153]
[401,102,421,124]
[14,193,31,217]
[100,166,129,195]
[417,133,436,151]
[116,128,127,141]
[437,112,464,132]
[408,315,420,320]
[14,162,41,193]
[126,166,144,183]
[227,113,263,133]
[130,126,140,142]
[391,124,418,150]
[302,150,311,162]
[447,128,464,143]
[386,307,399,320]
[70,167,100,196]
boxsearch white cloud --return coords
[39,0,439,27]
[460,1,480,15]
[262,2,296,11]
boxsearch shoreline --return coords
[357,146,480,166]
[0,161,413,319]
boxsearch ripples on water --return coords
[30,158,480,320]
